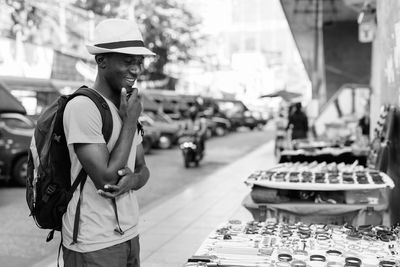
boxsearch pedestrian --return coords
[62,18,154,267]
[358,106,370,137]
[182,103,208,157]
[287,102,309,140]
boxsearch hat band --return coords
[95,40,145,49]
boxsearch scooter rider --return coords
[183,104,207,156]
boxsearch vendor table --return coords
[242,162,394,225]
[186,220,400,267]
[242,193,388,225]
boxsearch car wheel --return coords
[215,126,225,136]
[159,135,172,149]
[13,155,28,186]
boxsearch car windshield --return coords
[216,101,245,117]
[146,111,172,123]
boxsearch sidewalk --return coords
[34,140,276,267]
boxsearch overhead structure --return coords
[279,0,374,104]
[0,81,26,114]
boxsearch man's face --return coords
[103,53,144,94]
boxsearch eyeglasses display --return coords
[188,220,400,267]
[245,161,394,191]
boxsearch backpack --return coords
[26,86,143,242]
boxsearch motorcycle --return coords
[178,133,203,168]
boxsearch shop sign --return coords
[358,22,376,43]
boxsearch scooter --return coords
[178,134,203,168]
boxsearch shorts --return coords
[63,235,140,267]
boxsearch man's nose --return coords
[129,65,142,74]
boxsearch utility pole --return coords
[312,0,326,107]
[313,0,319,100]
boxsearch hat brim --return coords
[86,44,156,56]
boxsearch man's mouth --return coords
[126,78,136,84]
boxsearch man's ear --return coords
[95,54,106,68]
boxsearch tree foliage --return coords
[135,0,205,75]
[73,0,206,78]
[3,0,206,80]
[4,0,42,42]
[73,0,120,17]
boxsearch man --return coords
[182,104,208,156]
[62,18,155,267]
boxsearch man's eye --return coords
[125,60,143,66]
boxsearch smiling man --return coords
[62,18,155,267]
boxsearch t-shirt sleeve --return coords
[63,96,105,145]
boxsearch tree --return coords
[73,0,120,17]
[133,0,206,83]
[4,0,42,42]
[3,0,206,84]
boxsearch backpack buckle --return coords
[114,226,125,235]
[46,184,56,195]
[42,184,56,203]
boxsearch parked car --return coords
[210,116,231,136]
[250,110,269,129]
[201,108,231,136]
[139,118,161,155]
[210,98,250,130]
[0,113,35,186]
[141,112,182,149]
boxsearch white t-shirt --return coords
[62,92,142,252]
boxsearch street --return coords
[0,127,274,267]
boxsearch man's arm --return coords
[129,143,150,190]
[73,88,142,190]
[97,144,150,198]
[74,125,136,190]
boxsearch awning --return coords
[260,90,302,102]
[0,76,58,92]
[0,81,26,114]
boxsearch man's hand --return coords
[97,167,136,199]
[119,87,142,125]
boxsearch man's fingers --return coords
[120,87,127,109]
[104,184,119,192]
[97,189,116,199]
[129,87,139,101]
[118,167,132,176]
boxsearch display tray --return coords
[280,147,355,156]
[189,220,400,267]
[245,162,394,191]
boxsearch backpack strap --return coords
[73,86,113,143]
[67,86,114,245]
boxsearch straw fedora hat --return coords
[86,18,155,56]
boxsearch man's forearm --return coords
[105,123,137,184]
[131,165,150,190]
